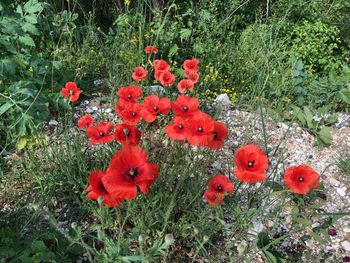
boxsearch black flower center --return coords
[127,94,132,99]
[298,177,304,182]
[212,195,216,200]
[217,185,223,192]
[178,124,183,130]
[99,131,105,137]
[132,112,137,116]
[213,132,218,139]
[198,127,203,132]
[183,106,188,111]
[247,160,255,167]
[98,182,108,194]
[153,106,159,112]
[128,168,138,179]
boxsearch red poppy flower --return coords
[141,94,171,123]
[86,170,122,207]
[102,146,159,200]
[144,45,158,54]
[186,111,214,146]
[132,66,148,82]
[233,144,269,184]
[114,123,141,146]
[117,85,142,103]
[177,79,194,94]
[154,70,163,81]
[207,121,228,150]
[184,70,199,84]
[171,95,199,117]
[86,122,115,145]
[77,114,95,129]
[153,59,170,72]
[164,116,188,140]
[208,174,234,194]
[183,58,199,72]
[120,102,143,125]
[159,71,175,86]
[116,99,129,116]
[60,81,83,102]
[204,189,225,207]
[284,165,320,195]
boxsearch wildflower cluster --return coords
[60,45,321,209]
[202,65,238,103]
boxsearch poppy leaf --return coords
[309,230,328,245]
[303,107,314,128]
[319,228,332,242]
[294,217,312,227]
[318,127,332,146]
[263,250,278,263]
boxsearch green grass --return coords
[1,109,347,262]
[338,154,350,174]
[1,0,350,262]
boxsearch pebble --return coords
[337,188,346,197]
[49,120,59,126]
[105,108,113,113]
[341,241,350,251]
[215,94,233,106]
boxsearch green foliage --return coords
[291,106,338,147]
[338,154,350,174]
[0,0,55,147]
[290,20,343,75]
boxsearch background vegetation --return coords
[1,0,349,262]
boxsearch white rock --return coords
[150,85,165,93]
[105,108,113,113]
[312,222,320,228]
[49,120,58,126]
[92,106,99,111]
[215,94,233,106]
[337,188,346,197]
[341,240,350,251]
[93,79,104,86]
[278,122,289,131]
[237,241,247,255]
[86,107,94,113]
[344,227,350,233]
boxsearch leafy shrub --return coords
[290,20,343,75]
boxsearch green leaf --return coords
[0,102,13,116]
[309,231,328,245]
[17,137,28,150]
[264,250,278,263]
[168,44,178,57]
[180,28,191,40]
[0,59,17,75]
[24,0,44,14]
[22,22,39,35]
[339,88,350,104]
[18,35,35,47]
[318,127,332,145]
[294,217,313,227]
[304,107,314,128]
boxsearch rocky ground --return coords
[3,88,349,262]
[67,92,350,262]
